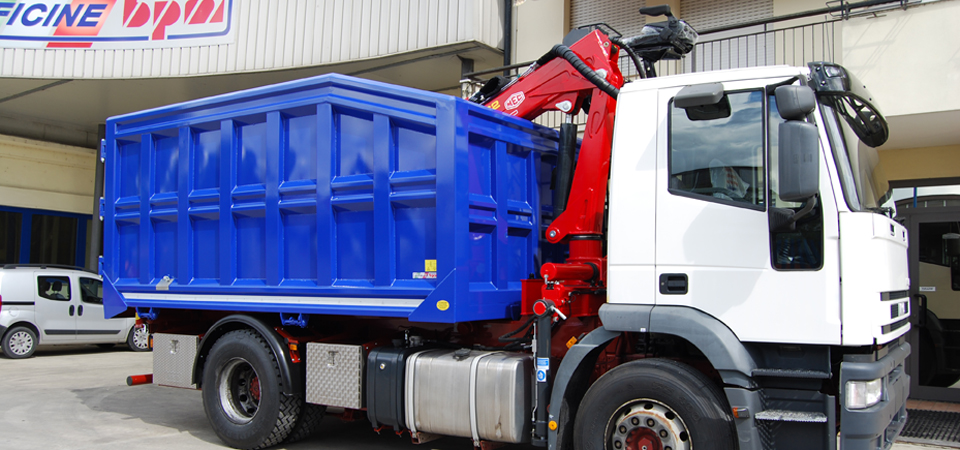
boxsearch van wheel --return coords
[202,330,300,449]
[3,326,38,359]
[574,359,737,450]
[127,325,151,352]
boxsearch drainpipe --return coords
[503,0,512,75]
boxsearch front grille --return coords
[881,290,909,302]
[881,318,910,335]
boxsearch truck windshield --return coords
[820,101,890,212]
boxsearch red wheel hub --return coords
[625,427,663,450]
[249,376,261,402]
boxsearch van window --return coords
[79,278,103,304]
[38,276,71,301]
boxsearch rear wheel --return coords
[283,403,326,444]
[574,359,737,450]
[2,326,37,359]
[202,330,301,449]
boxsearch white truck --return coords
[103,7,910,450]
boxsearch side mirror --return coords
[675,83,730,121]
[776,86,819,202]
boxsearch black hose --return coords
[610,37,646,79]
[535,45,619,100]
[499,314,536,343]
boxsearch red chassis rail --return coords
[481,29,625,318]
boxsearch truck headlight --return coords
[845,378,883,409]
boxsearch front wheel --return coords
[574,359,737,450]
[127,324,151,352]
[202,330,301,449]
[2,326,38,359]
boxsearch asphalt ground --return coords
[0,345,944,450]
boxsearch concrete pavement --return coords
[0,345,949,450]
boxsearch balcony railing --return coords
[461,19,841,129]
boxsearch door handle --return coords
[659,273,689,295]
[69,305,75,316]
[78,305,84,316]
[915,294,927,327]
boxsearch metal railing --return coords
[461,19,841,129]
[686,20,841,73]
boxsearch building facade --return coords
[0,0,507,268]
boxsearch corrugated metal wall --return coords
[570,0,774,37]
[0,0,503,79]
[680,0,772,32]
[571,0,648,39]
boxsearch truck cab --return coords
[608,64,909,346]
[587,63,910,450]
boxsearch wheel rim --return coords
[8,330,34,356]
[608,399,691,450]
[132,326,150,350]
[218,358,261,424]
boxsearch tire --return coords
[574,358,737,450]
[202,330,301,449]
[283,403,326,444]
[127,324,151,352]
[2,326,38,359]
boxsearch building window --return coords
[0,211,22,264]
[30,214,78,265]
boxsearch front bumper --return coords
[840,341,910,450]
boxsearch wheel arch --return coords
[550,304,761,450]
[194,314,301,396]
[600,304,758,387]
[3,320,40,343]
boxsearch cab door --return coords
[33,272,77,343]
[653,79,842,345]
[74,276,126,344]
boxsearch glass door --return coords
[902,206,960,402]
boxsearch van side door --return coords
[74,276,126,344]
[33,272,77,343]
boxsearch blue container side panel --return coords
[103,74,558,323]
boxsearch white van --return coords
[0,265,149,358]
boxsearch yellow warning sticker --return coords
[425,259,437,272]
[437,300,450,311]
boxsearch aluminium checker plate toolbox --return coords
[153,333,199,389]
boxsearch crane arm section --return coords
[481,29,625,243]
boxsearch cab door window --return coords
[38,276,71,301]
[669,90,765,209]
[768,92,823,270]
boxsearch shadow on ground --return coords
[73,383,223,446]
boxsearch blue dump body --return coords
[101,74,559,324]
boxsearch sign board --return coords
[0,0,235,49]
